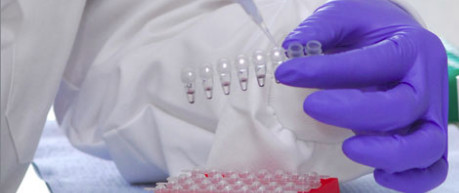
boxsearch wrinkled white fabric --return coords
[54,0,371,183]
[1,0,86,192]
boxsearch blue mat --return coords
[33,120,459,193]
[33,121,152,193]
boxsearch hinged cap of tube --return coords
[181,67,196,84]
[270,47,286,64]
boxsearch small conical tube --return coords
[252,50,267,87]
[305,40,323,56]
[270,47,286,83]
[199,64,214,99]
[235,54,250,91]
[181,68,196,104]
[287,41,305,58]
[216,58,232,95]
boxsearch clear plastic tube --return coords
[235,54,250,91]
[252,50,268,87]
[180,41,321,103]
[270,47,286,83]
[216,58,232,95]
[287,42,305,58]
[199,64,214,99]
[306,40,323,55]
[180,68,197,104]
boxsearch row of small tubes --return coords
[153,168,327,193]
[181,40,323,104]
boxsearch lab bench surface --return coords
[32,121,459,193]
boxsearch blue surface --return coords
[33,120,459,193]
[33,121,153,193]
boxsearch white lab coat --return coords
[0,0,420,192]
[1,0,86,192]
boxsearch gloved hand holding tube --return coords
[275,0,448,192]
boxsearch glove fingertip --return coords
[274,59,309,86]
[274,62,293,84]
[303,91,323,117]
[341,137,363,161]
[303,91,342,123]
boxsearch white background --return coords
[411,0,459,47]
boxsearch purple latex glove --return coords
[275,0,448,192]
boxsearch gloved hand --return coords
[275,0,448,192]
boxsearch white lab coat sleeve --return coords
[0,1,85,192]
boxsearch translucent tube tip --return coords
[181,68,196,104]
[257,76,265,87]
[199,64,214,100]
[240,79,248,91]
[205,88,213,99]
[252,50,267,87]
[187,91,195,104]
[222,83,231,95]
[235,54,250,91]
[217,58,232,95]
